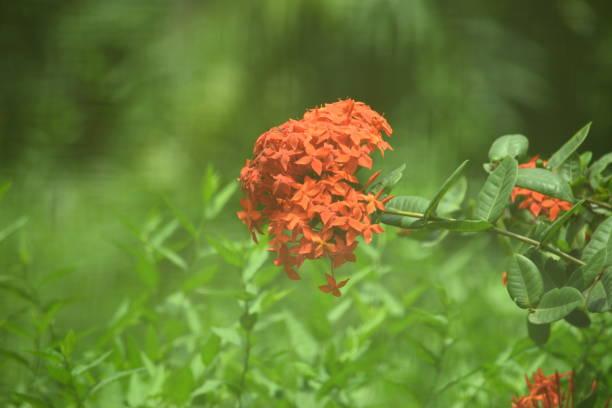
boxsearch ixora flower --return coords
[512,369,573,408]
[511,156,572,222]
[237,99,393,296]
[511,369,608,408]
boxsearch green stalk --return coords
[382,209,585,267]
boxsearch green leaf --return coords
[384,195,429,213]
[10,393,47,408]
[602,267,612,310]
[559,154,582,183]
[205,181,238,219]
[369,164,405,193]
[239,312,258,331]
[0,217,28,244]
[588,152,612,188]
[548,122,591,169]
[40,267,76,287]
[181,266,217,293]
[163,365,194,405]
[242,247,268,282]
[87,368,145,398]
[568,248,607,291]
[0,348,30,368]
[155,245,187,270]
[527,320,550,346]
[582,216,612,266]
[564,309,591,328]
[72,351,113,376]
[191,380,223,398]
[475,157,518,223]
[437,176,467,215]
[150,219,179,247]
[576,392,597,408]
[506,254,544,309]
[488,134,529,161]
[164,198,197,238]
[60,330,76,359]
[586,282,608,313]
[423,160,469,219]
[202,165,220,205]
[201,334,221,366]
[528,287,584,324]
[47,363,70,384]
[516,168,575,202]
[580,151,593,169]
[423,219,492,232]
[211,326,241,347]
[206,235,244,268]
[379,196,429,228]
[285,312,317,362]
[539,200,585,246]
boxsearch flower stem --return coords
[238,330,251,408]
[237,300,253,408]
[584,197,612,211]
[382,209,586,267]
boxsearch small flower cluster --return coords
[512,369,573,408]
[238,99,392,294]
[511,369,609,408]
[511,156,572,222]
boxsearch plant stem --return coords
[490,226,585,266]
[584,197,612,211]
[62,352,84,408]
[237,300,252,408]
[238,331,251,408]
[382,209,585,266]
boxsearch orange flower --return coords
[510,369,612,408]
[238,99,392,295]
[512,369,573,408]
[318,273,349,297]
[511,156,573,222]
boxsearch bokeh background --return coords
[1,1,611,406]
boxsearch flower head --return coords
[238,99,392,295]
[511,156,573,222]
[512,369,573,408]
[318,273,349,297]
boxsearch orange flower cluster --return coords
[511,156,572,222]
[512,369,573,408]
[238,99,393,293]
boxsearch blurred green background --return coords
[1,0,611,406]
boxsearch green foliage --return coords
[586,282,608,313]
[582,216,612,266]
[437,177,468,215]
[0,0,610,405]
[547,122,591,170]
[539,200,584,245]
[515,168,575,202]
[527,320,550,346]
[588,152,612,189]
[563,309,591,328]
[423,219,492,232]
[488,134,529,162]
[423,160,469,219]
[369,164,406,194]
[475,157,518,223]
[568,248,607,291]
[528,287,584,324]
[379,195,430,228]
[506,254,544,309]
